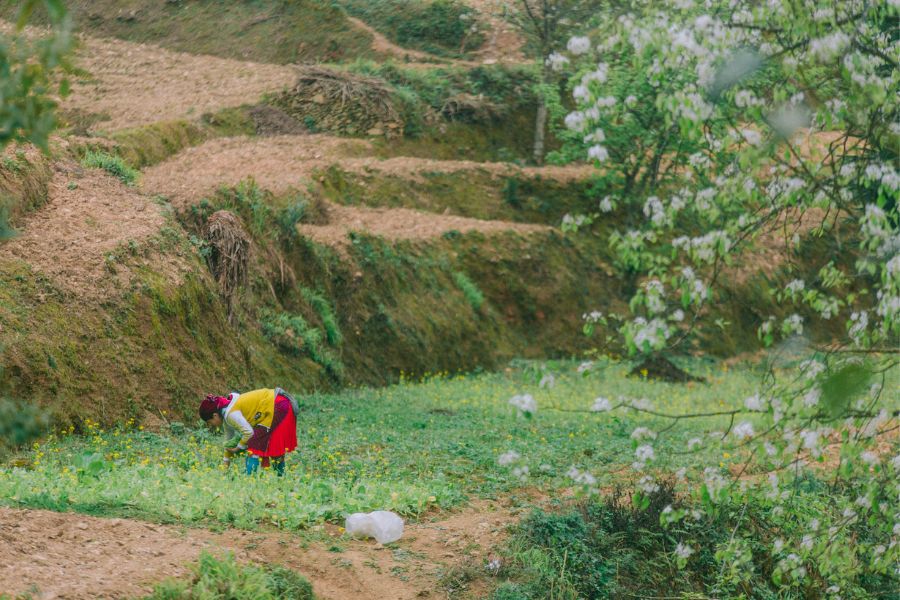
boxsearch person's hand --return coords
[225,446,241,456]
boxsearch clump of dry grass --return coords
[204,210,250,322]
[273,66,421,137]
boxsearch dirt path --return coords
[347,16,450,67]
[0,162,189,299]
[63,31,296,131]
[463,0,526,64]
[141,134,595,207]
[0,501,518,600]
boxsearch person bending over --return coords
[199,388,298,475]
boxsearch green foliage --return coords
[0,360,782,527]
[259,308,342,377]
[300,287,343,346]
[0,0,72,152]
[5,0,371,64]
[339,0,483,57]
[81,151,139,186]
[0,206,15,241]
[452,271,484,311]
[0,397,48,452]
[145,552,314,600]
[499,480,896,599]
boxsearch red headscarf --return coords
[198,394,231,421]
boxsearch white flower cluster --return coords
[591,396,612,412]
[567,36,591,55]
[809,32,851,61]
[545,51,569,72]
[509,394,537,415]
[643,279,667,314]
[497,450,521,466]
[733,421,754,440]
[566,466,596,486]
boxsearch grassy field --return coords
[0,358,765,529]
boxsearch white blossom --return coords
[588,145,609,161]
[635,444,656,462]
[545,51,569,71]
[567,36,591,55]
[498,450,520,466]
[631,427,657,440]
[591,397,612,412]
[539,373,556,389]
[675,543,694,559]
[509,394,537,415]
[733,421,754,440]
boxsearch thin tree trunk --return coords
[532,97,547,165]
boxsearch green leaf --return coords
[820,363,872,417]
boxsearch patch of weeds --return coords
[453,271,484,311]
[0,206,16,241]
[258,308,343,378]
[0,398,48,454]
[300,287,343,346]
[145,551,314,600]
[81,150,138,186]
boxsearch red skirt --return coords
[247,395,297,457]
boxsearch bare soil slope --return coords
[0,163,188,300]
[64,32,295,131]
[0,502,517,600]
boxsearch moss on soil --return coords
[316,165,597,225]
[3,0,375,64]
[0,147,53,231]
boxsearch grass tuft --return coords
[81,151,138,186]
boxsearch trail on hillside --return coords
[63,32,296,131]
[141,134,595,207]
[463,0,527,64]
[0,164,189,299]
[0,502,517,600]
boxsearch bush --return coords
[0,397,48,452]
[499,481,897,599]
[145,552,314,600]
[453,271,484,311]
[259,308,343,378]
[300,287,343,346]
[81,150,138,186]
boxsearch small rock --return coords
[76,521,88,530]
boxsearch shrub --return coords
[0,397,48,453]
[300,287,343,346]
[259,308,342,378]
[453,271,484,311]
[499,480,896,599]
[145,552,314,600]
[81,150,138,186]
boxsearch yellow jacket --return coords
[223,388,276,449]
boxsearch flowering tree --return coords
[505,0,899,595]
[504,0,604,164]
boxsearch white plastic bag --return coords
[345,510,404,544]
